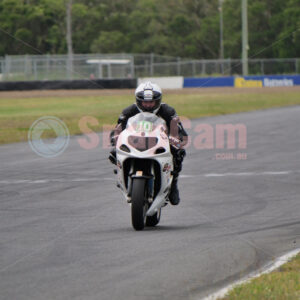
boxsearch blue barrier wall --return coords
[183,75,300,88]
[184,77,234,88]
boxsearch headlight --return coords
[120,144,131,153]
[128,136,158,152]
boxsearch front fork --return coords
[127,161,155,204]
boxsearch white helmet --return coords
[135,81,162,114]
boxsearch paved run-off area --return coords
[0,102,300,299]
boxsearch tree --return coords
[0,0,299,59]
[0,0,66,55]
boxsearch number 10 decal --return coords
[136,121,153,133]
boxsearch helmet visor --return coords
[141,100,155,110]
[143,90,153,100]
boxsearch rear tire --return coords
[131,179,147,231]
[146,209,161,227]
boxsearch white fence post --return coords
[130,56,135,78]
[177,57,181,76]
[150,53,154,76]
[261,60,265,75]
[192,60,196,76]
[33,60,37,80]
[202,60,206,76]
[5,55,11,80]
[0,60,3,81]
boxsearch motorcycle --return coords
[114,112,174,230]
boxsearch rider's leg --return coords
[108,148,117,165]
[169,148,185,205]
[169,171,180,205]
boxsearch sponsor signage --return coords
[182,75,300,88]
[237,75,299,88]
[235,77,263,88]
[263,78,294,87]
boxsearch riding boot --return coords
[108,148,117,165]
[169,175,180,205]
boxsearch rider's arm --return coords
[110,123,123,146]
[159,104,188,147]
[110,112,127,146]
[169,114,188,149]
[110,104,139,146]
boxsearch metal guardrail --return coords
[0,54,299,81]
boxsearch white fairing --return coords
[116,112,173,216]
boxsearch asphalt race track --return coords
[0,106,299,300]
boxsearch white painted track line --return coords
[201,248,300,300]
[0,171,296,185]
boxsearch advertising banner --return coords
[183,75,300,88]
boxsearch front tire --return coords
[131,179,147,231]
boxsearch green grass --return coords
[221,253,300,300]
[0,89,300,144]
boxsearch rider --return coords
[109,81,188,205]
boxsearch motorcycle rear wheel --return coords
[146,209,161,227]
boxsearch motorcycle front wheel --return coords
[131,178,147,231]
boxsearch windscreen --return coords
[126,113,167,151]
[126,112,166,133]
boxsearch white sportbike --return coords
[114,112,174,230]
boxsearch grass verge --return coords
[220,253,300,300]
[0,88,300,144]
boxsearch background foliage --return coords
[0,0,299,58]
